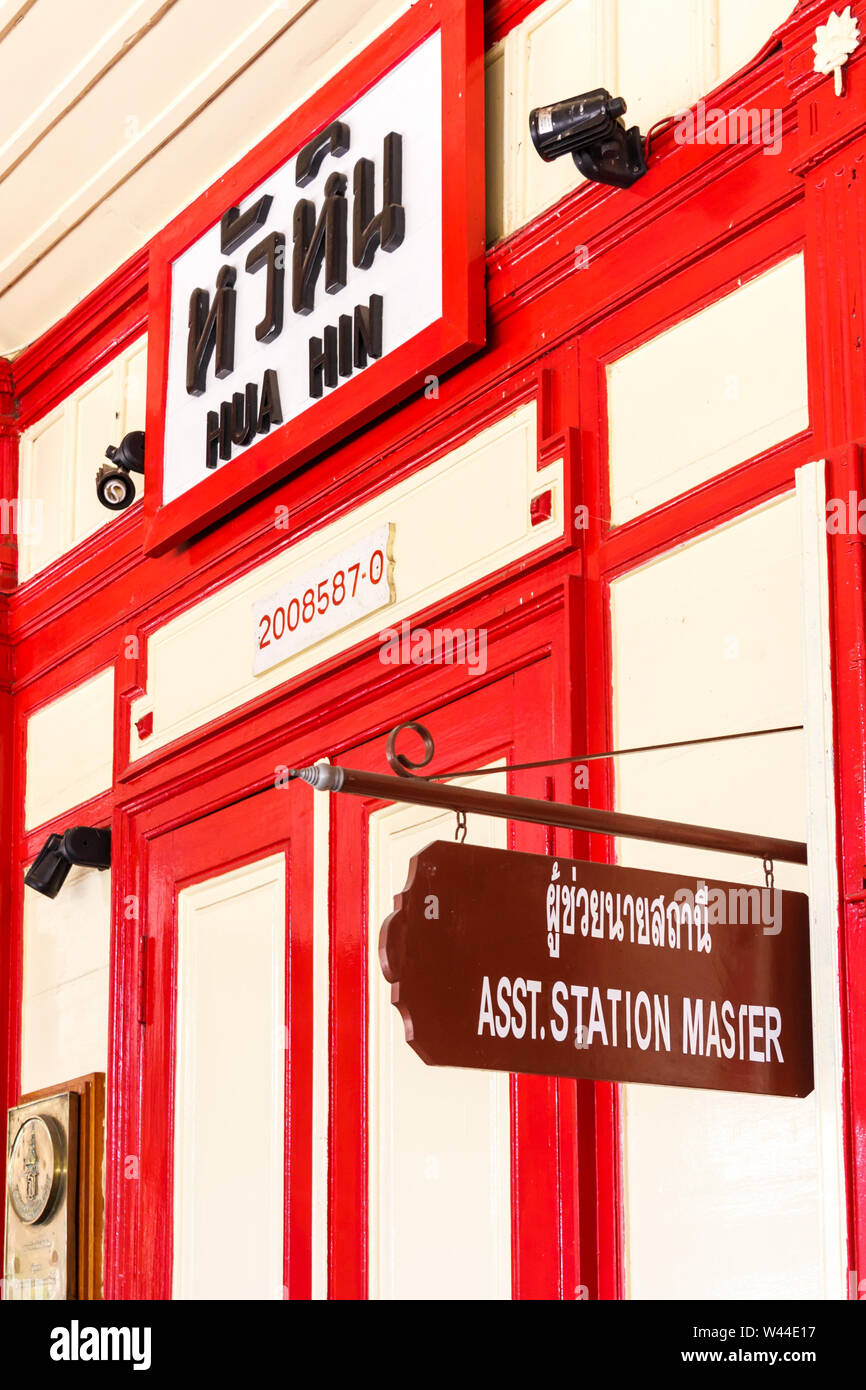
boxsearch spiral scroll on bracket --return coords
[385,721,435,778]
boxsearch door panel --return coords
[368,783,511,1300]
[173,854,286,1300]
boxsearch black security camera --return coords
[25,826,112,899]
[529,89,647,189]
[96,429,145,511]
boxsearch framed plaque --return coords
[5,1091,78,1300]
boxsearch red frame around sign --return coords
[143,0,486,555]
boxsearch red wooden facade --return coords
[2,0,865,1298]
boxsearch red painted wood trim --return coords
[787,3,866,1288]
[799,124,866,1290]
[0,589,12,1281]
[0,354,19,1282]
[0,359,18,591]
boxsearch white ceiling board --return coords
[0,0,306,286]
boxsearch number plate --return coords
[253,523,395,674]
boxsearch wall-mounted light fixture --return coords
[96,430,144,511]
[529,88,647,189]
[24,827,112,899]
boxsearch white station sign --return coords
[161,36,443,506]
[144,0,485,554]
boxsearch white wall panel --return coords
[617,0,716,134]
[718,0,788,77]
[607,256,808,525]
[25,667,115,830]
[368,778,511,1300]
[491,0,795,238]
[20,864,112,1094]
[611,496,845,1300]
[18,335,147,582]
[485,43,507,246]
[796,460,848,1301]
[513,0,618,231]
[129,403,562,757]
[16,410,68,579]
[173,853,286,1300]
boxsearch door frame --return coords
[111,768,315,1300]
[327,626,606,1299]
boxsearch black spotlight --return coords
[529,88,647,189]
[25,827,112,900]
[96,429,145,512]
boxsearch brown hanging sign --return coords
[379,841,813,1097]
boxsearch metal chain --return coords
[763,857,775,891]
[455,809,467,843]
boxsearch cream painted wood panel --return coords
[25,667,115,830]
[18,335,147,582]
[485,43,507,247]
[617,0,718,134]
[20,864,112,1094]
[513,0,618,231]
[173,853,286,1300]
[607,256,809,526]
[368,778,511,1300]
[611,496,845,1299]
[795,460,847,1299]
[718,0,784,77]
[16,410,66,579]
[129,403,562,757]
[492,0,796,237]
